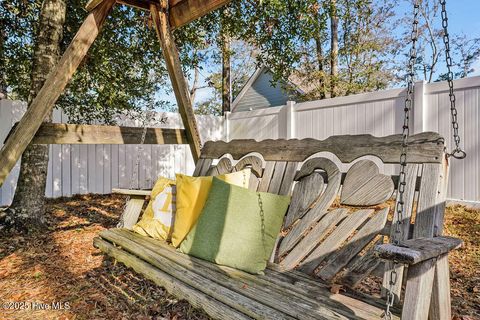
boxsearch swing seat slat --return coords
[94,133,460,320]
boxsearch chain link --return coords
[439,0,466,159]
[395,1,419,245]
[256,193,267,256]
[383,2,420,319]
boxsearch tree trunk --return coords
[6,0,67,232]
[329,0,338,98]
[314,26,326,99]
[221,35,231,114]
[0,15,7,99]
[221,11,231,115]
[313,2,327,99]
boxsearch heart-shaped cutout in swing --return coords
[341,160,394,206]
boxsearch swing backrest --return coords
[194,132,447,293]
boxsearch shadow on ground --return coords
[0,194,210,320]
[0,195,478,319]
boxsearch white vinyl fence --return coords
[1,76,479,204]
[227,77,480,202]
[0,101,224,206]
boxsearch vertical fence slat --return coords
[0,76,478,203]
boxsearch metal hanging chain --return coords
[439,0,466,159]
[383,2,420,319]
[256,193,267,257]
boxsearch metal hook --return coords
[448,149,467,159]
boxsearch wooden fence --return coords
[0,102,224,206]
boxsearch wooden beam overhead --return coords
[0,0,116,188]
[89,0,232,29]
[28,123,188,145]
[169,0,232,29]
[150,1,202,161]
[85,0,106,11]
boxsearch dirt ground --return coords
[0,194,478,320]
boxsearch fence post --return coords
[286,101,296,139]
[413,80,426,133]
[224,111,230,142]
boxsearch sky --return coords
[396,0,480,77]
[160,0,480,108]
[432,0,480,76]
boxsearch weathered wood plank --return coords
[265,263,401,319]
[0,0,115,188]
[151,1,201,162]
[429,254,451,320]
[101,229,351,320]
[32,123,188,144]
[193,158,212,176]
[207,157,232,176]
[414,163,442,239]
[284,172,324,228]
[112,228,398,320]
[380,221,414,237]
[93,238,252,320]
[340,160,394,206]
[399,163,445,318]
[429,158,451,320]
[382,163,419,299]
[374,236,462,265]
[85,0,105,11]
[99,232,293,320]
[112,188,151,196]
[169,0,232,29]
[280,208,348,270]
[257,161,275,192]
[341,240,383,288]
[200,133,445,164]
[278,162,298,196]
[279,158,342,256]
[298,171,422,192]
[120,230,352,316]
[319,208,389,281]
[267,161,287,194]
[116,195,145,228]
[89,0,231,31]
[401,258,436,320]
[432,158,449,237]
[234,155,263,177]
[28,123,188,145]
[300,209,373,274]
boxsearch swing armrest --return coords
[112,188,151,197]
[374,236,462,265]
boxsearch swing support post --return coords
[150,0,202,162]
[0,0,116,188]
[0,0,232,187]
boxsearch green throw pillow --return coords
[179,177,291,274]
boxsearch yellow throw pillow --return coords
[132,177,176,241]
[171,169,251,247]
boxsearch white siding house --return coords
[232,67,302,112]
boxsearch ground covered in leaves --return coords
[0,194,479,319]
[0,195,210,320]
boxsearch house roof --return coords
[231,66,304,112]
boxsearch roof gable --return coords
[232,67,302,112]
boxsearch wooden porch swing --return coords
[0,0,465,319]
